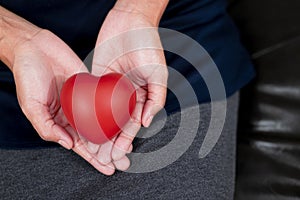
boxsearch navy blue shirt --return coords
[0,0,255,148]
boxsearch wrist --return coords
[0,6,41,69]
[113,0,169,26]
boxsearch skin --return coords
[0,0,169,175]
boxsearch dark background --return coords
[228,0,300,199]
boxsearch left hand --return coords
[88,7,168,169]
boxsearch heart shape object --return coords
[60,73,136,144]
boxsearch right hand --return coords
[12,29,126,175]
[1,6,131,175]
[0,6,129,175]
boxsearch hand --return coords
[90,8,168,166]
[12,29,128,175]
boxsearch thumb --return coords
[142,65,168,127]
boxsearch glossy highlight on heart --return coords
[60,73,136,144]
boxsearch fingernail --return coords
[144,115,153,128]
[58,140,71,150]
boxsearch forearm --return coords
[0,6,40,69]
[113,0,169,26]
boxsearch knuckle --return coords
[161,66,169,78]
[39,130,53,141]
[39,132,51,141]
[38,120,55,142]
[130,115,141,124]
[152,98,166,110]
[98,156,112,165]
[118,133,134,144]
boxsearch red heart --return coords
[60,73,136,144]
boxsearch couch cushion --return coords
[228,0,300,199]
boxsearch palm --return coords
[14,46,70,139]
[91,9,168,162]
[13,30,118,175]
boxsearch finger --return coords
[142,66,168,127]
[113,156,131,171]
[87,142,100,154]
[112,117,141,161]
[66,126,116,175]
[23,102,73,149]
[73,143,115,176]
[96,137,116,165]
[128,144,133,154]
[111,95,143,161]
